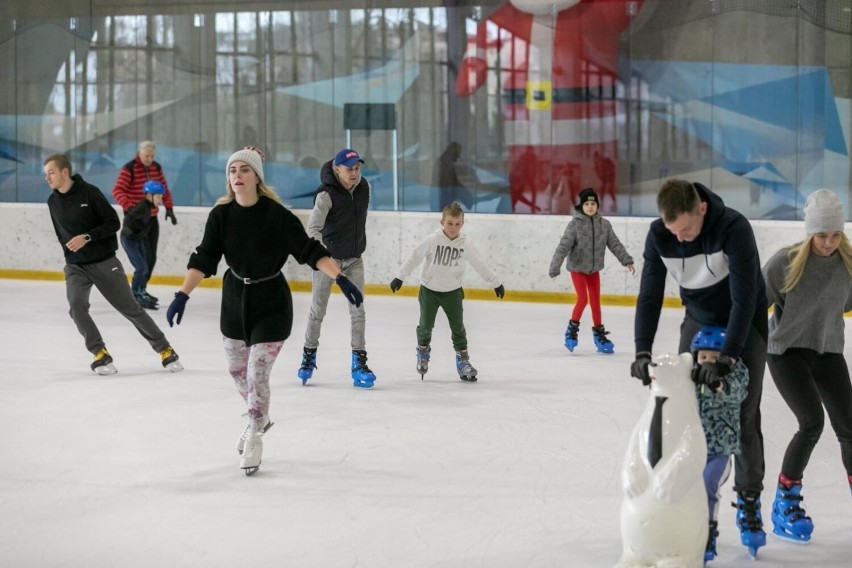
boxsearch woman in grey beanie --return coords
[761,188,852,542]
[165,147,364,476]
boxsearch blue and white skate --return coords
[734,491,766,557]
[564,320,580,352]
[298,348,317,385]
[351,350,376,389]
[416,345,430,380]
[456,350,477,382]
[704,521,718,563]
[592,325,614,354]
[771,483,813,542]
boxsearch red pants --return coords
[570,271,601,326]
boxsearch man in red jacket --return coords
[112,140,177,307]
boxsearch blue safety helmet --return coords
[143,180,165,195]
[690,326,726,352]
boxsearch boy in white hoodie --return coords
[390,201,505,381]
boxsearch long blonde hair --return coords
[782,233,852,292]
[215,178,281,205]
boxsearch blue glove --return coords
[165,207,177,225]
[166,291,189,327]
[390,278,403,293]
[494,284,505,299]
[336,275,363,307]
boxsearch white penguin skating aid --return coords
[615,352,708,568]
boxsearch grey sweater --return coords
[763,246,852,355]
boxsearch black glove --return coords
[390,278,403,293]
[494,284,505,299]
[630,352,653,386]
[336,275,363,307]
[166,291,189,327]
[693,355,735,391]
[165,207,177,225]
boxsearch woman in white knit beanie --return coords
[761,188,852,542]
[165,147,364,475]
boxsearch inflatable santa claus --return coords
[456,0,642,213]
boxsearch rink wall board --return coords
[0,203,805,304]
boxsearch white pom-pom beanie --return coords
[804,189,844,235]
[226,148,265,183]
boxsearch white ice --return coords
[1,279,849,567]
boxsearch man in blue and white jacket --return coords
[630,180,769,553]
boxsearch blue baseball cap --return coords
[333,149,364,167]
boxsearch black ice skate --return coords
[416,345,431,379]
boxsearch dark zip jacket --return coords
[47,174,120,265]
[634,183,767,358]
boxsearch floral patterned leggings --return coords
[223,338,284,432]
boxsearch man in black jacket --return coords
[631,179,768,556]
[297,148,376,388]
[43,154,182,375]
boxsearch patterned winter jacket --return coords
[549,209,633,275]
[696,359,749,456]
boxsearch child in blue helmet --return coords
[691,326,750,563]
[120,180,165,309]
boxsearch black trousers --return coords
[679,314,767,494]
[144,216,160,286]
[767,348,852,481]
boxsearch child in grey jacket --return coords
[549,188,634,353]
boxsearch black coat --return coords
[188,196,329,344]
[47,174,120,265]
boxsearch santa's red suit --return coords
[456,0,642,213]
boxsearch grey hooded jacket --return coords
[549,209,633,275]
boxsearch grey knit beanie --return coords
[804,189,844,234]
[226,148,265,183]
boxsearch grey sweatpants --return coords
[64,256,170,355]
[303,257,366,351]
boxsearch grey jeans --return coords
[64,255,170,354]
[303,257,366,351]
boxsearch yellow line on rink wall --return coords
[0,268,688,308]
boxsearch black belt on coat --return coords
[229,268,281,285]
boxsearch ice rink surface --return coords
[1,278,849,567]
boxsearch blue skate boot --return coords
[416,345,430,379]
[564,320,580,352]
[351,350,376,389]
[455,349,478,382]
[592,324,614,354]
[771,474,813,542]
[297,348,317,385]
[733,490,766,557]
[704,520,719,563]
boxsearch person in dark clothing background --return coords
[630,179,769,557]
[166,147,362,476]
[119,180,166,310]
[112,140,177,307]
[43,153,182,376]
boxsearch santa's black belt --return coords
[229,269,281,285]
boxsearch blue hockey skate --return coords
[564,320,580,352]
[351,350,376,389]
[771,479,813,542]
[733,490,766,557]
[455,350,477,382]
[704,520,719,563]
[297,348,317,385]
[416,345,430,379]
[592,324,614,354]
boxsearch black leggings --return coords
[767,349,852,481]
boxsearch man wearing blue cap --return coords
[297,148,378,388]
